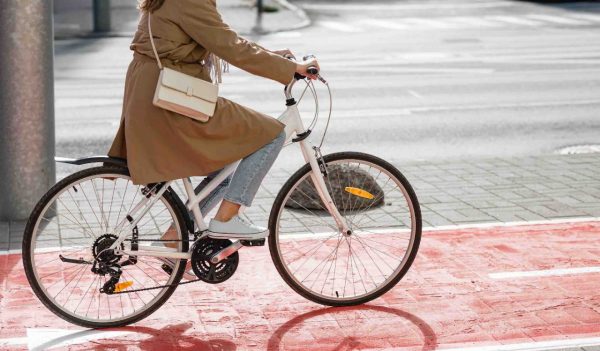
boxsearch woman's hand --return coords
[296,57,320,80]
[272,48,295,59]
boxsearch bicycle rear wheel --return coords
[269,152,421,306]
[22,166,189,328]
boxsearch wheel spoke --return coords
[25,169,186,327]
[273,155,420,303]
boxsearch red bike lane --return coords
[1,221,599,350]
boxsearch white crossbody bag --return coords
[148,14,219,122]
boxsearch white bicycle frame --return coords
[110,79,350,260]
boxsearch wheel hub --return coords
[92,234,123,264]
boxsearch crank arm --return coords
[210,241,243,264]
[59,254,92,265]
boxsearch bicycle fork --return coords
[299,140,351,235]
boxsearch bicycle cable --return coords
[294,74,332,149]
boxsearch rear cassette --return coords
[191,238,239,284]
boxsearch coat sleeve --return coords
[177,0,297,85]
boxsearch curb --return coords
[54,0,311,40]
[267,0,312,33]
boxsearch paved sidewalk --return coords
[242,152,600,229]
[2,152,600,251]
[1,222,599,350]
[54,0,309,38]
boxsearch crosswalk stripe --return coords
[444,16,501,27]
[359,18,409,30]
[318,14,598,34]
[318,21,362,33]
[301,2,513,11]
[401,18,458,28]
[568,13,600,22]
[484,15,542,26]
[526,14,590,25]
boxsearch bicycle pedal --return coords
[161,263,173,275]
[240,238,265,247]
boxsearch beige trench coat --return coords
[107,0,297,185]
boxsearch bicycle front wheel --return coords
[22,166,189,328]
[269,152,421,306]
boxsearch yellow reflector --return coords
[114,281,133,292]
[344,187,375,199]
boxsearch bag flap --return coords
[159,67,218,103]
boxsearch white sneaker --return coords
[207,215,269,240]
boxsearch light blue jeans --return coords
[192,130,286,216]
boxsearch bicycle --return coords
[22,63,422,328]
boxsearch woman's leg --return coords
[215,130,286,222]
[161,169,231,248]
[162,129,285,243]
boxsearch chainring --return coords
[191,238,239,284]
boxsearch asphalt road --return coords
[53,0,600,174]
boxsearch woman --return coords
[107,0,319,244]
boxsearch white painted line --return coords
[423,216,600,233]
[0,328,134,350]
[266,31,303,38]
[55,98,122,108]
[526,14,589,25]
[407,90,424,99]
[28,328,133,350]
[568,13,600,22]
[4,217,600,256]
[329,67,495,74]
[401,18,458,29]
[359,18,409,30]
[445,16,501,27]
[489,266,600,280]
[301,2,513,11]
[484,15,542,26]
[439,336,600,351]
[318,21,363,33]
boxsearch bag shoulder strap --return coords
[147,14,163,70]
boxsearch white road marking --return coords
[489,266,600,280]
[568,13,600,22]
[326,67,495,74]
[424,216,600,233]
[301,2,513,11]
[55,98,123,108]
[401,18,458,29]
[318,21,362,33]
[318,15,596,34]
[526,14,590,25]
[5,217,600,256]
[0,328,134,350]
[266,31,303,38]
[485,15,542,26]
[439,336,600,351]
[445,16,501,27]
[359,18,409,30]
[407,90,425,99]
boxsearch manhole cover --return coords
[556,144,600,155]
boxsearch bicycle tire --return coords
[268,151,422,306]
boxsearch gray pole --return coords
[254,0,264,33]
[93,0,112,33]
[0,0,56,220]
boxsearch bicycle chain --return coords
[107,276,203,295]
[108,236,205,294]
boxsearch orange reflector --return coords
[114,281,133,292]
[344,187,375,199]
